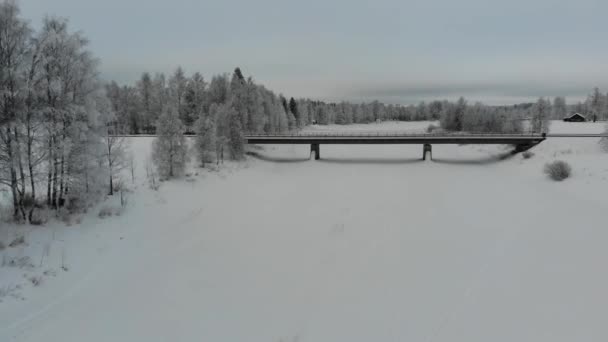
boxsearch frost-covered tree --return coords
[243,78,265,133]
[428,101,443,120]
[169,66,188,124]
[0,0,30,219]
[589,87,605,120]
[289,97,300,126]
[207,73,229,107]
[552,96,567,119]
[214,103,244,160]
[149,73,168,129]
[440,97,467,131]
[152,107,188,178]
[36,16,108,211]
[183,72,207,132]
[227,113,245,159]
[137,72,154,132]
[531,97,551,133]
[0,1,118,221]
[335,106,347,125]
[230,67,250,130]
[105,83,141,134]
[194,107,216,166]
[100,94,128,196]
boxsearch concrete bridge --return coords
[244,132,606,160]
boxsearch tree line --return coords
[106,67,299,136]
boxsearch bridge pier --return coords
[310,143,320,160]
[423,144,432,161]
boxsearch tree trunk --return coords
[27,126,36,200]
[108,140,113,195]
[47,151,52,207]
[59,153,65,206]
[28,137,36,221]
[58,123,66,207]
[5,127,20,220]
[109,173,114,196]
[52,146,58,209]
[169,152,174,177]
[169,139,174,177]
[13,127,27,198]
[11,127,28,221]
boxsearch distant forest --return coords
[107,67,608,136]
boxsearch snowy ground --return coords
[1,121,607,342]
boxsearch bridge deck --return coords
[244,133,549,145]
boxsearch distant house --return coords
[563,113,587,122]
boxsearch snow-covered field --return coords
[1,120,607,342]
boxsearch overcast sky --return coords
[20,0,608,105]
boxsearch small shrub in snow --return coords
[0,241,5,250]
[98,206,124,219]
[28,275,43,287]
[2,256,33,268]
[58,209,72,225]
[0,284,23,301]
[427,124,439,133]
[43,269,57,277]
[8,236,25,248]
[30,216,45,226]
[522,151,534,159]
[544,160,572,181]
[98,206,114,218]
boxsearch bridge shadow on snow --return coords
[246,151,311,163]
[247,149,519,165]
[319,157,423,165]
[432,150,516,165]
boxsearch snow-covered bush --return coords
[427,124,439,133]
[152,108,189,179]
[29,209,49,226]
[0,241,5,250]
[522,151,534,159]
[544,161,572,181]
